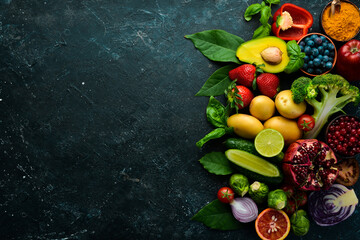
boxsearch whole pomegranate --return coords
[282,139,338,191]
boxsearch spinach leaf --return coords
[252,23,271,39]
[196,128,226,148]
[259,6,271,25]
[192,199,243,230]
[284,40,306,74]
[199,152,234,175]
[206,96,227,128]
[195,65,234,96]
[244,3,262,21]
[185,30,244,64]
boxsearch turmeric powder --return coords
[322,2,360,41]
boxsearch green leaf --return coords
[185,30,244,63]
[284,56,304,74]
[195,65,234,96]
[244,3,262,21]
[265,0,281,4]
[199,152,234,175]
[192,199,243,230]
[206,96,227,128]
[259,6,271,25]
[252,23,271,39]
[286,40,301,56]
[196,128,226,148]
[284,40,305,74]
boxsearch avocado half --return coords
[236,36,289,73]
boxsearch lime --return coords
[254,129,284,158]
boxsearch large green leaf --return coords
[199,152,234,175]
[195,65,234,96]
[192,199,243,230]
[185,30,244,63]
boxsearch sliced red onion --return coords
[308,184,358,226]
[230,197,258,223]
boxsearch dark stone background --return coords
[0,0,360,239]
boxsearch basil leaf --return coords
[259,6,271,25]
[196,128,226,148]
[192,199,243,230]
[252,23,271,39]
[195,65,234,96]
[265,0,280,4]
[199,152,234,175]
[244,3,262,21]
[206,96,227,128]
[284,40,305,74]
[185,30,244,63]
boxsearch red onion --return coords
[308,184,358,226]
[230,197,258,223]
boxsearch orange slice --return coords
[255,208,290,240]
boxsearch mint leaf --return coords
[185,30,244,63]
[192,199,243,230]
[199,152,234,175]
[195,65,234,96]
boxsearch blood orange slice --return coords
[255,208,290,240]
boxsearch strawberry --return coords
[255,73,280,98]
[225,82,254,112]
[228,64,256,87]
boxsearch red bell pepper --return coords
[336,39,360,82]
[272,3,313,41]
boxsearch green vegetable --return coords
[199,152,234,175]
[268,189,287,210]
[195,65,234,97]
[206,96,227,128]
[248,181,269,204]
[229,174,249,197]
[224,138,284,163]
[192,199,243,230]
[196,128,227,148]
[291,74,360,139]
[243,0,280,39]
[290,210,310,236]
[225,149,283,185]
[284,40,305,74]
[185,30,244,64]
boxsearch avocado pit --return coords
[260,47,283,65]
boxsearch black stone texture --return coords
[0,0,360,239]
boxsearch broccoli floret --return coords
[291,74,360,139]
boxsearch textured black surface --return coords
[1,0,360,239]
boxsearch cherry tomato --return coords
[217,187,235,203]
[297,114,315,132]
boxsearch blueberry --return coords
[303,63,308,69]
[329,51,335,57]
[300,41,306,46]
[304,55,310,62]
[318,46,324,54]
[308,60,314,67]
[307,40,315,47]
[326,62,333,69]
[315,68,323,75]
[328,57,334,63]
[317,54,323,61]
[322,39,329,46]
[311,34,318,40]
[320,36,327,42]
[300,45,304,52]
[328,43,335,50]
[315,37,322,45]
[310,55,314,60]
[324,49,330,56]
[312,48,319,56]
[314,58,321,66]
[304,46,312,54]
[323,55,329,62]
[307,68,314,74]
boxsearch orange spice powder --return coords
[322,2,360,41]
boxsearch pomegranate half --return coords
[282,139,338,191]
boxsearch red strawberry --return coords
[255,73,280,98]
[233,85,254,110]
[229,64,256,87]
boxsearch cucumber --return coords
[224,138,284,164]
[225,149,283,185]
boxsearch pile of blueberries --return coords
[299,34,336,75]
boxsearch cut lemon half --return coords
[254,129,284,158]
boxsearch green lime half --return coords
[254,129,284,158]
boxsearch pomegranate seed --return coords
[350,137,356,143]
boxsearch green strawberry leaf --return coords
[198,152,234,175]
[192,199,243,230]
[185,30,244,63]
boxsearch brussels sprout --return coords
[290,210,310,236]
[268,189,287,210]
[248,181,269,204]
[229,174,249,197]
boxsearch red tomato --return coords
[217,187,235,203]
[297,114,315,132]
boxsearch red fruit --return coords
[234,85,254,110]
[294,190,308,207]
[229,64,256,87]
[255,73,280,98]
[336,39,360,82]
[282,139,339,191]
[217,187,235,204]
[283,199,296,215]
